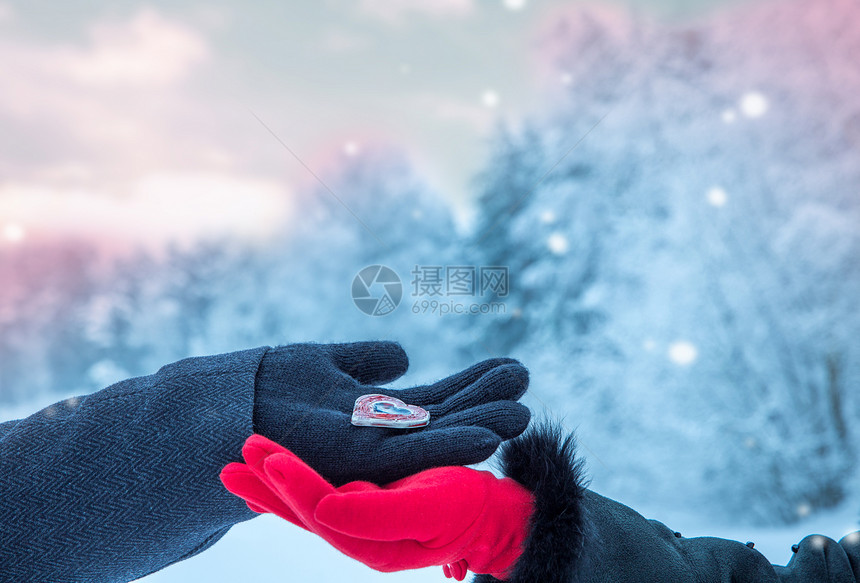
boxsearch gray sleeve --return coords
[0,346,269,583]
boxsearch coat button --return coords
[745,541,755,548]
[674,532,682,538]
[791,544,799,553]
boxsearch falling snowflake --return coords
[796,503,812,518]
[643,338,657,351]
[503,0,527,10]
[3,223,25,243]
[844,532,860,545]
[740,91,768,118]
[547,233,569,255]
[707,187,727,207]
[668,341,698,365]
[344,141,359,156]
[721,109,737,123]
[540,210,556,224]
[482,90,499,108]
[560,72,573,86]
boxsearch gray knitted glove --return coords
[253,341,530,485]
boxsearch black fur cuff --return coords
[474,422,589,583]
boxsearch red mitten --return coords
[220,435,534,581]
[220,434,308,530]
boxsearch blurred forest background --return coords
[1,0,859,531]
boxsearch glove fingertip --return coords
[454,429,502,465]
[502,401,532,439]
[329,340,410,385]
[243,435,288,468]
[470,426,503,449]
[220,465,272,510]
[244,500,269,514]
[220,462,252,478]
[220,464,262,496]
[486,363,530,400]
[467,357,521,373]
[313,495,340,529]
[261,452,297,482]
[263,451,336,495]
[245,433,280,448]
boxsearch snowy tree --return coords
[470,0,860,523]
[0,240,108,401]
[0,144,464,405]
[468,125,551,354]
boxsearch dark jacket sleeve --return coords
[0,346,269,583]
[475,423,860,583]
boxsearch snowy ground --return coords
[130,501,860,583]
[136,515,445,583]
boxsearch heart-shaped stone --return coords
[372,402,412,416]
[351,394,430,429]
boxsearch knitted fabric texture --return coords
[253,342,531,486]
[0,347,266,583]
[474,423,860,583]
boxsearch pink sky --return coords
[3,0,851,253]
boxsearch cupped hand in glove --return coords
[220,435,534,581]
[253,341,531,486]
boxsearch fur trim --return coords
[474,422,589,583]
